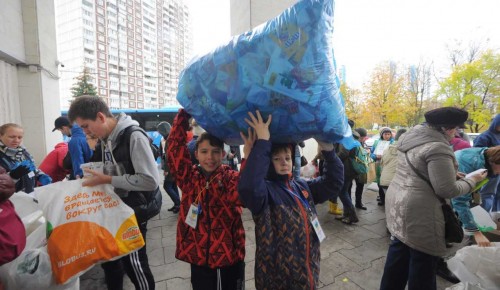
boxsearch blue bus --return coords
[62,105,182,146]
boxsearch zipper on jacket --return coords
[287,181,314,290]
[205,180,211,266]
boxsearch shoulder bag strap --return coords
[404,152,446,204]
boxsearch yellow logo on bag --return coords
[115,215,145,255]
[121,226,141,241]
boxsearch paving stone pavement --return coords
[80,183,460,290]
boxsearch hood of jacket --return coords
[106,113,140,150]
[70,124,86,138]
[454,147,488,174]
[54,142,68,150]
[398,124,449,153]
[386,141,399,156]
[487,114,500,133]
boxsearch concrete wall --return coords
[0,0,61,163]
[230,0,297,35]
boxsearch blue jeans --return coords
[480,175,500,212]
[338,178,354,209]
[380,237,439,290]
[163,178,180,206]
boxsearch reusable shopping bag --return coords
[177,0,358,149]
[34,180,145,284]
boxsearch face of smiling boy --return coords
[195,140,226,173]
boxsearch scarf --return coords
[0,141,26,162]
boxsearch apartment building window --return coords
[99,70,106,77]
[83,9,92,17]
[100,80,107,87]
[83,0,93,8]
[98,62,106,69]
[100,88,107,96]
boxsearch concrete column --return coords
[15,0,61,163]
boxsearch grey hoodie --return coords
[385,124,475,256]
[103,113,160,191]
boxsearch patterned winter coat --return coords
[238,140,344,290]
[452,147,495,235]
[167,109,245,268]
[385,124,476,257]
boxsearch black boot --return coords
[342,207,359,224]
[355,203,367,210]
[436,259,460,284]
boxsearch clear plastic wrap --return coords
[177,0,357,148]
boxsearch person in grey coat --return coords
[380,107,488,290]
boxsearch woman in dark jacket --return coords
[0,123,51,193]
[238,111,344,289]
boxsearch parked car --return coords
[467,133,480,146]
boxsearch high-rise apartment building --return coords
[56,0,192,110]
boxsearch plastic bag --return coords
[445,282,487,290]
[301,163,317,179]
[0,196,79,290]
[33,180,145,284]
[366,162,376,184]
[470,206,497,232]
[177,0,357,149]
[447,243,500,290]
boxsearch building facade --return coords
[56,0,192,110]
[0,0,61,161]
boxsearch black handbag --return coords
[405,153,464,244]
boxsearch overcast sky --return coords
[186,0,500,88]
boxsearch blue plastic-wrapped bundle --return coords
[177,0,357,148]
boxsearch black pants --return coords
[191,261,245,290]
[380,185,388,204]
[163,178,180,206]
[102,218,155,290]
[354,179,364,205]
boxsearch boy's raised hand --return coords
[244,111,272,141]
[240,127,257,158]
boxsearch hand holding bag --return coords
[405,153,464,244]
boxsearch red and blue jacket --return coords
[238,140,343,290]
[167,109,245,268]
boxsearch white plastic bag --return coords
[470,206,497,232]
[445,282,487,290]
[448,243,500,290]
[0,219,80,290]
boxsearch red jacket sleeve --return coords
[167,109,194,193]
